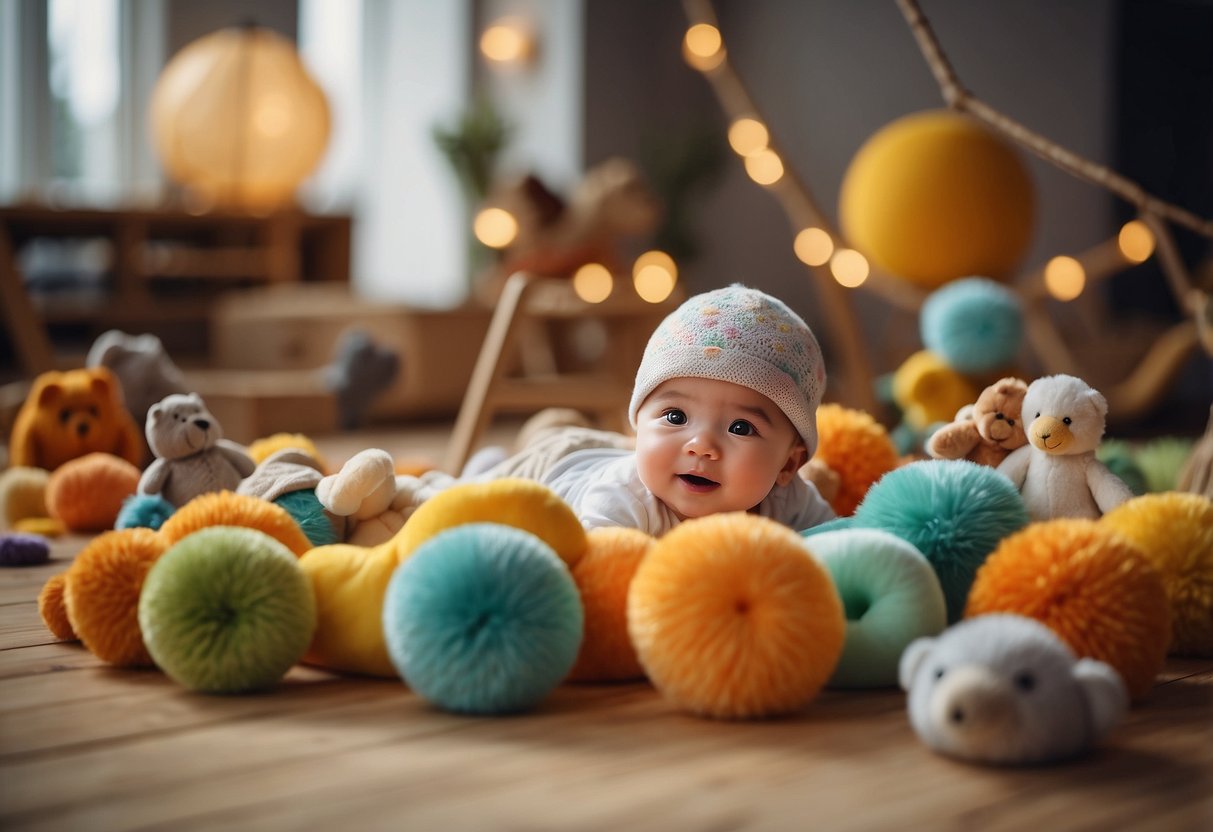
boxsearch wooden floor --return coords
[2,424,1212,831]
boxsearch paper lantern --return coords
[150,24,330,211]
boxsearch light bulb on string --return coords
[573,263,613,303]
[473,208,518,249]
[633,250,678,303]
[1118,220,1155,263]
[728,118,769,157]
[744,148,783,186]
[794,227,834,267]
[830,249,869,288]
[683,23,725,71]
[1045,255,1085,301]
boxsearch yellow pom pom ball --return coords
[64,528,168,666]
[892,350,981,430]
[965,519,1170,701]
[0,466,49,529]
[1102,493,1213,657]
[38,571,76,641]
[247,432,328,473]
[628,514,845,718]
[813,404,900,516]
[160,491,311,556]
[46,452,141,532]
[840,110,1035,288]
[567,527,654,683]
[391,478,587,568]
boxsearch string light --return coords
[480,20,532,65]
[573,263,613,303]
[473,208,518,248]
[793,227,834,267]
[1118,220,1155,263]
[633,250,678,303]
[727,118,768,157]
[1044,255,1085,301]
[682,23,725,71]
[830,249,869,288]
[744,148,783,186]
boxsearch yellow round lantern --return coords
[839,110,1035,289]
[150,25,331,212]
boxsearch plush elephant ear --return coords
[898,636,936,692]
[1072,657,1128,738]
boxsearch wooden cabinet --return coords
[0,204,351,375]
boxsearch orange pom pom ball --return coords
[812,404,900,516]
[46,452,140,532]
[160,491,311,556]
[38,572,76,641]
[1102,493,1213,657]
[64,528,168,666]
[567,527,654,683]
[628,514,845,718]
[839,109,1034,288]
[965,519,1170,701]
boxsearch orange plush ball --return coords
[628,514,845,718]
[567,527,654,683]
[160,491,311,556]
[64,528,168,666]
[38,572,76,641]
[46,452,141,532]
[812,404,900,516]
[1102,493,1213,657]
[966,519,1170,701]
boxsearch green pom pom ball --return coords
[138,526,317,693]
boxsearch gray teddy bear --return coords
[138,393,256,508]
[899,614,1128,765]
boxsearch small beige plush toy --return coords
[900,614,1128,765]
[138,393,256,508]
[315,448,409,546]
[926,377,1029,468]
[996,374,1133,520]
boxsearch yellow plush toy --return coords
[10,367,142,471]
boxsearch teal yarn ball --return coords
[851,460,1028,622]
[383,522,584,715]
[115,493,175,531]
[274,490,339,547]
[920,278,1023,374]
[138,526,317,693]
[803,529,946,688]
[801,516,854,538]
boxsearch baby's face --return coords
[634,378,807,521]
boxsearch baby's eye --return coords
[663,409,687,426]
[728,420,756,436]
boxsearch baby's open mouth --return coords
[678,473,719,489]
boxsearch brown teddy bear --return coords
[9,367,143,471]
[926,376,1029,468]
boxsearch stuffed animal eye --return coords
[1035,412,1040,418]
[995,412,1005,420]
[1062,416,1072,425]
[933,667,946,680]
[1014,671,1036,692]
[87,406,98,417]
[1006,419,1015,426]
[59,408,71,424]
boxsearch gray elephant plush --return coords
[899,614,1128,765]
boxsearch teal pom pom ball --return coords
[920,277,1023,374]
[851,460,1028,622]
[138,527,317,693]
[115,493,175,531]
[383,522,584,714]
[804,529,946,687]
[801,516,854,538]
[274,490,339,547]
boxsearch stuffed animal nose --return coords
[930,666,1016,743]
[194,419,210,431]
[76,422,89,437]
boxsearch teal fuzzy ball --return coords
[801,516,854,538]
[115,493,175,531]
[383,522,584,715]
[920,278,1023,374]
[274,490,339,547]
[138,527,317,693]
[804,529,946,687]
[851,460,1028,622]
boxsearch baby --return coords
[326,284,835,537]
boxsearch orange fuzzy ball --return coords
[628,514,845,719]
[64,528,168,666]
[567,527,654,683]
[812,404,899,516]
[160,491,311,556]
[46,452,140,532]
[38,572,76,641]
[1102,493,1213,657]
[966,519,1170,701]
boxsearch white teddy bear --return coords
[138,393,256,508]
[899,614,1128,765]
[996,374,1133,520]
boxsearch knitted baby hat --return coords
[628,284,826,453]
